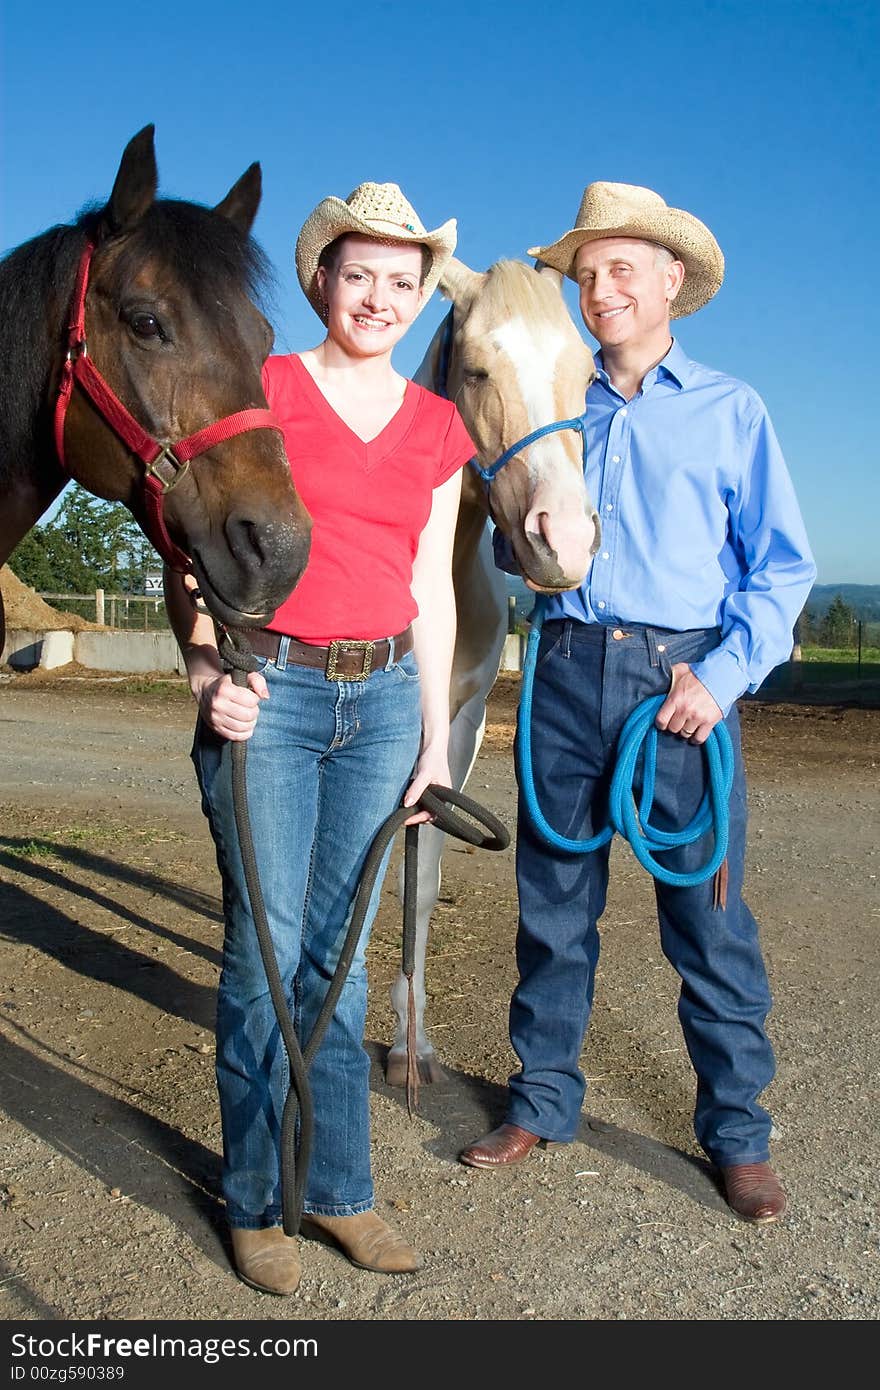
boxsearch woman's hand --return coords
[192,670,269,741]
[402,742,451,825]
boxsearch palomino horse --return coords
[386,257,599,1087]
[0,125,312,649]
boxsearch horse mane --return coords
[0,198,274,488]
[0,225,81,482]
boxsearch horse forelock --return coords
[94,200,275,318]
[474,259,574,328]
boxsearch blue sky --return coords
[2,0,877,583]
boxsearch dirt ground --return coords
[0,667,878,1325]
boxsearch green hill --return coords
[506,579,880,626]
[806,585,880,621]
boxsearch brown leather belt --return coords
[232,625,414,681]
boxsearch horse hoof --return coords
[385,1051,446,1087]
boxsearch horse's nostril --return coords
[225,512,311,578]
[242,520,263,565]
[523,529,557,563]
[226,515,271,567]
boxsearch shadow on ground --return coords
[365,1039,727,1216]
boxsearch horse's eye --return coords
[465,368,489,383]
[130,312,163,340]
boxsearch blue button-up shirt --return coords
[495,339,817,715]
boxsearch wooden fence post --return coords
[95,589,105,625]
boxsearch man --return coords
[459,182,816,1223]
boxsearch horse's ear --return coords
[439,256,485,306]
[534,259,564,291]
[214,164,262,236]
[104,125,158,235]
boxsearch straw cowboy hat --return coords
[295,182,457,320]
[528,181,724,317]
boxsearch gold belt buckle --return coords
[326,639,374,682]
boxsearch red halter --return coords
[53,240,283,572]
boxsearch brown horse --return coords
[0,125,312,650]
[386,256,600,1086]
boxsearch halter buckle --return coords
[146,445,191,493]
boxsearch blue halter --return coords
[435,308,588,483]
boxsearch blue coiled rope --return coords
[517,597,734,886]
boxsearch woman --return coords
[165,183,473,1295]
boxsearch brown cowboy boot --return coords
[459,1123,542,1168]
[721,1162,787,1223]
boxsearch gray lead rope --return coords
[218,628,509,1235]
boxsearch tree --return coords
[8,525,99,592]
[820,594,857,649]
[796,607,815,646]
[8,485,160,594]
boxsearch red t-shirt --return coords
[262,354,474,644]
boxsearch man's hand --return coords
[654,663,723,745]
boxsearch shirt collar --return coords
[593,337,692,394]
[657,338,691,387]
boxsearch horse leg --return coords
[386,681,496,1087]
[387,819,447,1086]
[385,519,508,1088]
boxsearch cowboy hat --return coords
[528,181,724,317]
[295,182,457,320]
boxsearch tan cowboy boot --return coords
[301,1210,421,1273]
[230,1226,301,1295]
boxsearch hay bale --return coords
[0,565,103,631]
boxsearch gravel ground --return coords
[0,670,878,1329]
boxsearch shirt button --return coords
[605,502,614,512]
[620,408,628,417]
[656,643,666,652]
[602,551,610,560]
[597,600,606,610]
[612,454,621,463]
[612,628,624,640]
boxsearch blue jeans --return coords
[507,620,775,1167]
[192,642,422,1226]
